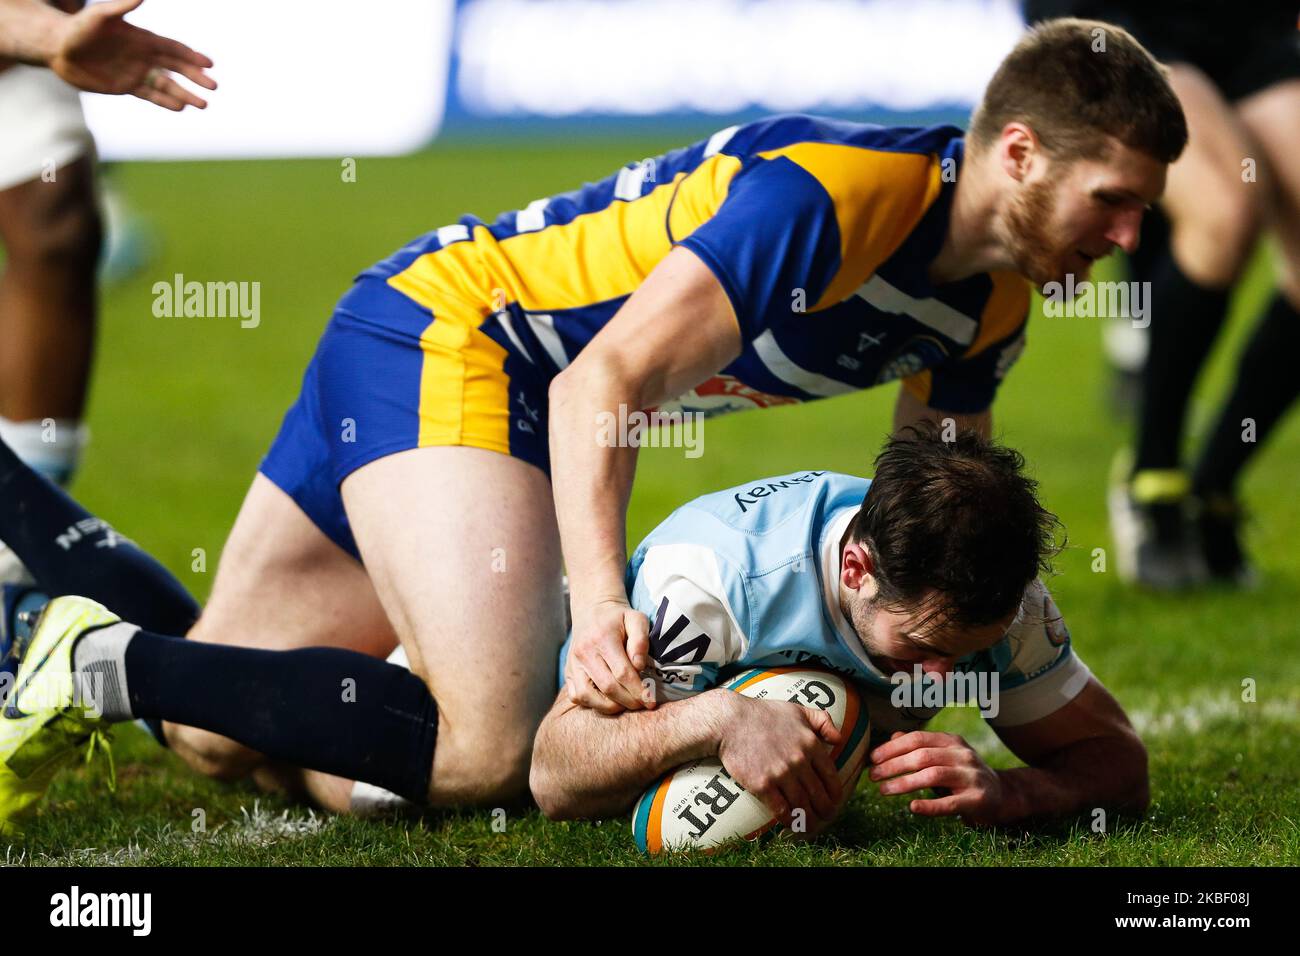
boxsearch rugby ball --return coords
[632,667,871,854]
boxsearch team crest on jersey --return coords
[1044,613,1070,647]
[875,336,948,385]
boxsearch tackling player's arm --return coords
[868,677,1146,826]
[535,541,844,824]
[548,246,742,713]
[529,687,843,824]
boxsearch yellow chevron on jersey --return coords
[752,141,942,310]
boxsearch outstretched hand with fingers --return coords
[48,0,216,111]
[869,730,1005,826]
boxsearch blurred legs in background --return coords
[1110,64,1257,589]
[0,66,101,584]
[1104,49,1300,589]
[1188,79,1300,586]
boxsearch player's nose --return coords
[1106,209,1143,255]
[920,657,954,677]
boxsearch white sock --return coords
[349,644,416,815]
[70,621,139,721]
[349,780,415,816]
[0,416,89,485]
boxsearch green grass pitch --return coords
[7,137,1299,865]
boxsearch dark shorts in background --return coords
[1023,1,1300,101]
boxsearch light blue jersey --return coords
[560,470,1091,740]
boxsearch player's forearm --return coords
[547,359,642,609]
[0,0,68,63]
[530,690,734,820]
[993,732,1149,825]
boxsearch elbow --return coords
[530,752,624,822]
[548,364,578,408]
[527,735,560,818]
[531,777,586,822]
[550,351,641,411]
[528,738,581,821]
[529,766,571,821]
[549,355,601,403]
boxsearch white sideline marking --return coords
[958,694,1299,753]
[17,801,330,866]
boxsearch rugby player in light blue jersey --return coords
[532,427,1147,832]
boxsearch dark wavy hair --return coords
[849,423,1063,632]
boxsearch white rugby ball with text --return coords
[632,667,871,854]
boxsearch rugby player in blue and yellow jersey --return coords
[0,18,1183,824]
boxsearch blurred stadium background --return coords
[9,0,1297,863]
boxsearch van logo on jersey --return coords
[648,597,711,665]
[733,471,827,513]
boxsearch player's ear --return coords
[999,122,1038,182]
[841,541,878,597]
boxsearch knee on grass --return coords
[164,722,263,782]
[429,723,534,807]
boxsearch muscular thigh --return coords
[1161,64,1264,286]
[341,446,566,805]
[1238,80,1300,301]
[191,473,396,657]
[166,473,397,775]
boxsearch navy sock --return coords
[124,630,437,803]
[1192,293,1300,496]
[0,439,200,635]
[1133,255,1230,473]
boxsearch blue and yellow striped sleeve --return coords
[675,142,943,344]
[674,155,841,344]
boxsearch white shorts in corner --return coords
[0,64,95,192]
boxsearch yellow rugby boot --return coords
[0,595,121,834]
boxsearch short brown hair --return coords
[969,17,1187,164]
